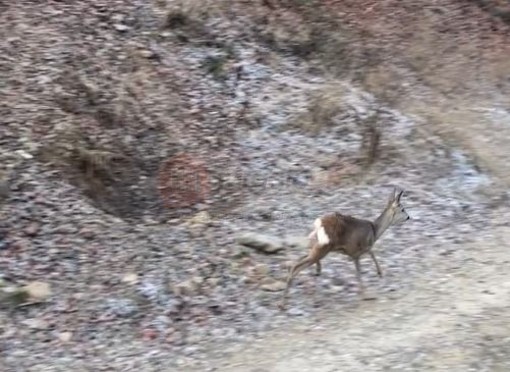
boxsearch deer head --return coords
[387,187,410,224]
[373,187,410,240]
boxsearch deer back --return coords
[320,213,376,257]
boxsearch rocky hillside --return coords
[1,1,510,370]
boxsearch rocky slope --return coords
[1,1,510,370]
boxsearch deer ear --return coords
[389,187,397,203]
[396,188,404,202]
[389,187,403,203]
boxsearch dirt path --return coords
[184,85,510,371]
[180,105,509,372]
[204,220,510,371]
[2,2,510,370]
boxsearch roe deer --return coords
[279,187,410,309]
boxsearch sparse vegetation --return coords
[160,0,228,45]
[471,0,510,24]
[164,9,189,29]
[0,171,9,205]
[39,125,119,190]
[2,0,510,370]
[357,109,382,169]
[289,80,385,169]
[37,122,163,222]
[201,52,234,81]
[289,83,348,135]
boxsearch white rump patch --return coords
[311,218,330,246]
[308,218,322,241]
[313,218,322,229]
[317,226,330,245]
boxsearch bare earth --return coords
[1,1,510,371]
[209,224,510,372]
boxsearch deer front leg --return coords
[353,258,365,294]
[315,261,322,276]
[369,251,383,278]
[355,257,378,301]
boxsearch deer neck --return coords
[372,206,394,241]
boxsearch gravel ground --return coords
[1,1,510,371]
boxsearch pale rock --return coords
[252,263,270,277]
[261,280,286,292]
[188,211,212,225]
[15,149,33,159]
[25,222,40,237]
[139,49,156,59]
[58,331,73,343]
[22,318,49,330]
[23,281,51,302]
[236,233,285,254]
[114,24,129,32]
[172,277,204,296]
[122,273,139,285]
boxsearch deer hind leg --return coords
[369,251,383,278]
[279,245,327,309]
[307,227,321,276]
[279,256,315,309]
[291,253,321,277]
[297,254,321,276]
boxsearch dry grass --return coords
[356,68,408,169]
[36,119,156,222]
[200,54,233,81]
[256,10,315,56]
[38,124,121,193]
[252,0,364,67]
[33,55,186,221]
[289,83,349,135]
[258,4,402,170]
[53,69,127,129]
[309,5,510,175]
[0,171,9,205]
[357,110,381,169]
[288,80,388,169]
[158,0,226,20]
[158,0,229,44]
[310,161,363,189]
[36,89,165,218]
[470,0,510,24]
